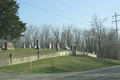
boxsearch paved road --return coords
[0,65,120,80]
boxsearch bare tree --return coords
[72,28,81,50]
[66,25,74,47]
[90,13,107,58]
[60,27,66,48]
[52,27,60,44]
[32,27,40,47]
[23,25,34,48]
[39,24,52,48]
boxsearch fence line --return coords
[0,51,96,67]
[0,51,70,67]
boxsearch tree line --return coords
[16,18,118,60]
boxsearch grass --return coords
[0,48,66,59]
[0,55,120,74]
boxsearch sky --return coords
[16,0,120,30]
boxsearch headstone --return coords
[34,46,36,48]
[5,42,14,50]
[23,43,26,49]
[0,42,1,48]
[56,43,59,49]
[39,45,41,49]
[71,44,77,55]
[52,45,54,49]
[65,43,70,50]
[29,45,31,49]
[86,50,88,55]
[36,40,39,49]
[1,44,5,49]
[93,51,95,54]
[49,44,51,49]
[44,46,46,49]
[65,43,67,49]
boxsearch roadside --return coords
[0,65,120,80]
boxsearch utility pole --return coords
[112,12,120,60]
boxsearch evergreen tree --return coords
[0,0,26,41]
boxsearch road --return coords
[0,65,120,80]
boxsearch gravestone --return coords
[71,44,77,55]
[0,42,1,48]
[34,46,36,48]
[65,43,67,49]
[44,46,46,49]
[56,43,59,49]
[23,43,26,49]
[39,45,41,49]
[29,45,31,49]
[49,44,51,49]
[36,40,39,49]
[5,42,14,50]
[52,45,54,49]
[64,43,70,50]
[93,51,95,54]
[1,44,5,49]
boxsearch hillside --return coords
[0,55,120,74]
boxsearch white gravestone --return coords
[29,45,31,49]
[39,46,41,49]
[49,44,51,49]
[24,43,26,49]
[65,43,67,49]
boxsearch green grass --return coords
[0,55,120,74]
[0,48,66,59]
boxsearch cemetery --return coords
[0,41,120,74]
[0,41,78,67]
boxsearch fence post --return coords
[10,53,13,64]
[51,63,54,73]
[38,51,40,59]
[30,61,32,73]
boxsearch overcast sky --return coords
[17,0,120,30]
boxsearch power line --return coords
[77,0,108,17]
[56,0,91,17]
[57,0,90,17]
[17,0,88,26]
[34,0,89,20]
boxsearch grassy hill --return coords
[0,55,120,74]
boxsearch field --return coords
[0,48,66,59]
[0,55,120,74]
